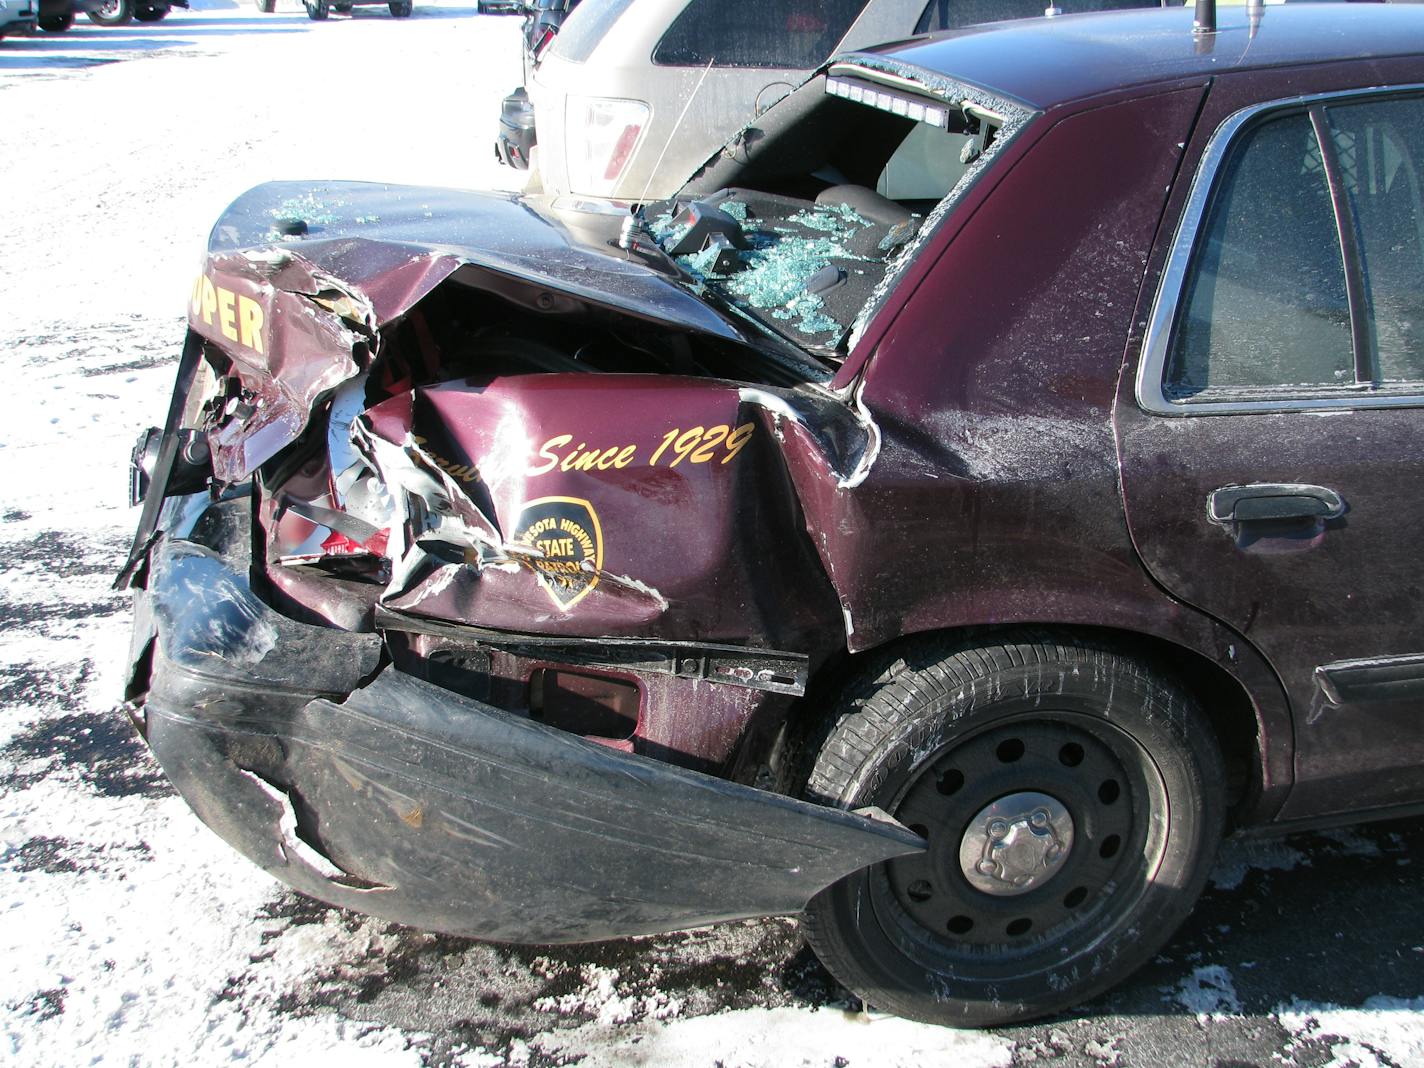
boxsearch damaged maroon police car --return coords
[119,4,1424,1026]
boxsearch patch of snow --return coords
[532,1005,1017,1068]
[1173,964,1242,1022]
[1208,836,1311,890]
[1277,997,1424,1068]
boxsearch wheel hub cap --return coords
[959,791,1074,896]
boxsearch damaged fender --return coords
[139,501,924,941]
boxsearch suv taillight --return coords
[532,25,557,59]
[565,97,649,196]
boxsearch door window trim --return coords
[1137,84,1424,417]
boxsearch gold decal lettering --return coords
[238,296,265,354]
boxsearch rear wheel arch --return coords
[779,623,1275,828]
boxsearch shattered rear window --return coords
[652,67,1028,354]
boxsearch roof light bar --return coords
[826,76,949,129]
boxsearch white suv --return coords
[513,0,1161,200]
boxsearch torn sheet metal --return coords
[339,375,853,648]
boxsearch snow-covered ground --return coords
[4,6,1424,1066]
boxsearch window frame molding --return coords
[1137,84,1424,417]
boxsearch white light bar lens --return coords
[825,76,948,128]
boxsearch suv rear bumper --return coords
[130,494,922,942]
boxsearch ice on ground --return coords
[1208,835,1311,890]
[1277,996,1424,1068]
[531,1005,1017,1068]
[1173,964,1242,1022]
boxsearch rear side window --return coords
[1164,94,1424,402]
[1327,98,1424,383]
[551,0,638,62]
[653,0,872,69]
[916,0,1159,32]
[1166,111,1353,397]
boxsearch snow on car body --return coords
[119,4,1424,1026]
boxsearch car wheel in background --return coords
[389,0,412,16]
[133,3,168,20]
[39,8,76,29]
[87,0,133,24]
[254,0,276,11]
[304,0,328,18]
[333,2,351,10]
[800,636,1226,1026]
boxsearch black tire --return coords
[304,0,328,17]
[254,0,276,12]
[801,635,1225,1027]
[133,3,167,20]
[332,1,351,10]
[388,0,411,15]
[40,9,76,29]
[87,0,133,24]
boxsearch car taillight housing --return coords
[565,96,649,196]
[532,25,557,60]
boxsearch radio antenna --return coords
[1193,0,1216,34]
[636,55,717,209]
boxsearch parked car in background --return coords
[78,0,189,26]
[0,0,38,38]
[301,0,412,18]
[522,0,581,63]
[121,2,1424,1027]
[500,0,1164,196]
[36,0,134,30]
[250,0,413,19]
[488,0,584,166]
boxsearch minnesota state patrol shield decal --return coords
[512,496,604,610]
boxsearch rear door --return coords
[1117,72,1424,820]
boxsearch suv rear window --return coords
[551,0,638,63]
[916,0,1160,32]
[653,0,872,69]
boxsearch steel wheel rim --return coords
[870,710,1167,973]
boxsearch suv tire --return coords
[133,3,168,20]
[39,8,75,29]
[255,0,276,11]
[304,0,328,18]
[389,0,412,15]
[801,635,1225,1026]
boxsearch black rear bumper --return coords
[495,86,535,170]
[132,496,923,942]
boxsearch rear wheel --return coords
[87,0,133,24]
[254,0,276,12]
[389,0,411,15]
[40,8,76,29]
[133,3,168,20]
[332,1,351,10]
[304,0,328,17]
[801,636,1225,1026]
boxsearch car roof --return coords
[853,4,1424,112]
